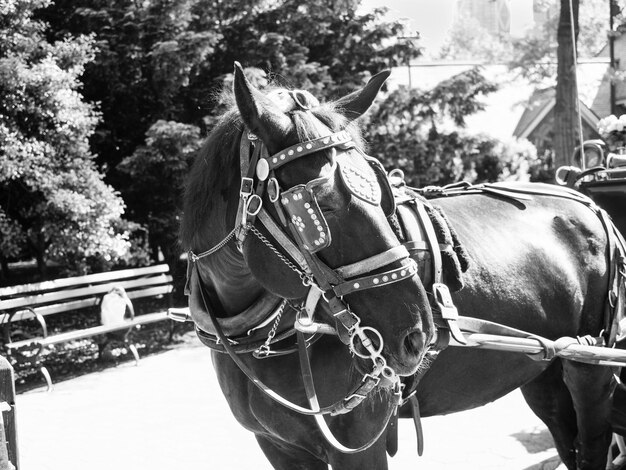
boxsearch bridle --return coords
[186,97,426,452]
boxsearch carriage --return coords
[170,62,626,470]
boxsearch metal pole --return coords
[398,34,420,89]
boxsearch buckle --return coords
[433,283,457,321]
[433,283,467,345]
[240,177,254,197]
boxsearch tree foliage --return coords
[34,0,422,268]
[117,120,202,263]
[0,0,130,277]
[364,68,530,188]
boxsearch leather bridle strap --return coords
[335,245,410,278]
[296,330,396,453]
[267,131,353,170]
[332,260,419,297]
[257,208,311,275]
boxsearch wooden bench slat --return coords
[0,285,174,325]
[0,274,173,311]
[5,311,170,349]
[0,264,170,298]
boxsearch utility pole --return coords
[398,34,420,89]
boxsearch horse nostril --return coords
[403,329,425,358]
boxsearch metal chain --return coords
[249,225,304,276]
[254,300,286,357]
[189,228,237,262]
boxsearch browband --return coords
[267,131,353,171]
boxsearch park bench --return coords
[0,264,174,391]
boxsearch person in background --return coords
[98,286,135,359]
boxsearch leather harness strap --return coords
[296,330,398,453]
[335,245,410,279]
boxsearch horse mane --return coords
[180,88,364,253]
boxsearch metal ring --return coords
[381,365,395,380]
[268,178,280,203]
[295,307,314,326]
[388,168,405,180]
[246,194,263,216]
[350,326,384,359]
[290,91,310,110]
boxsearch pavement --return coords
[15,333,563,470]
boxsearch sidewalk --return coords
[15,333,561,470]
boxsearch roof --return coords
[513,87,600,139]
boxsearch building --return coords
[512,88,601,156]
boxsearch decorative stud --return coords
[401,270,406,276]
[297,146,303,152]
[373,278,379,285]
[280,154,286,160]
[288,150,294,156]
[353,283,360,289]
[382,276,388,282]
[256,159,270,181]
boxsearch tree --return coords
[117,120,202,267]
[363,68,532,188]
[0,0,129,277]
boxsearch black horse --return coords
[180,65,623,469]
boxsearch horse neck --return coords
[198,244,266,315]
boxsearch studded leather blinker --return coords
[281,186,331,253]
[339,161,381,206]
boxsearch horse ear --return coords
[233,62,293,152]
[334,70,391,121]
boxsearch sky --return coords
[359,0,457,54]
[359,0,537,56]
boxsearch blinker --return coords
[281,186,331,253]
[339,161,381,206]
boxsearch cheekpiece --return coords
[281,185,331,253]
[339,161,382,206]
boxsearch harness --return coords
[178,109,626,455]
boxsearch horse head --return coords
[182,63,434,377]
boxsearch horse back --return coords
[431,188,609,337]
[412,187,611,415]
